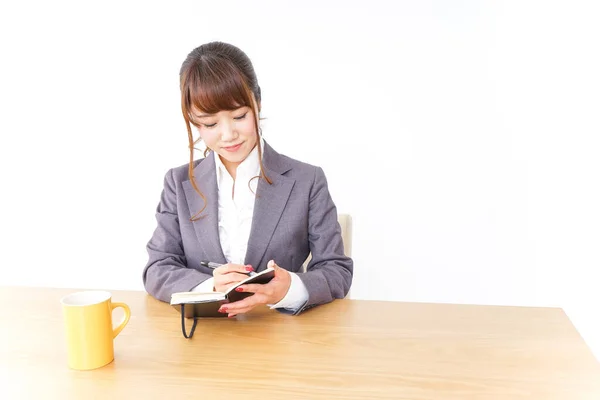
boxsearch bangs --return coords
[182,57,254,121]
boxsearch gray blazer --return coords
[143,142,353,314]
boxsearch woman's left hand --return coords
[219,260,291,318]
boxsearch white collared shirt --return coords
[192,142,308,311]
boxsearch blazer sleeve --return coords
[142,168,211,302]
[295,167,353,313]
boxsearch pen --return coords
[200,261,223,269]
[200,261,256,276]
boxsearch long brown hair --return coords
[179,42,271,221]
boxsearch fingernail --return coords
[235,287,243,292]
[245,265,254,271]
[219,307,227,313]
[268,260,274,268]
[228,314,235,318]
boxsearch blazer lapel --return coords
[182,152,227,264]
[245,143,295,271]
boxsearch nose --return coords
[220,119,237,142]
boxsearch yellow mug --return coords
[60,291,130,370]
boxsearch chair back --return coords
[302,214,353,272]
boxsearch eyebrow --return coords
[193,107,247,119]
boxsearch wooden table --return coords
[1,287,599,399]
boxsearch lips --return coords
[222,143,242,152]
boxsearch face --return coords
[191,105,258,171]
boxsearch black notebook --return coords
[170,267,276,319]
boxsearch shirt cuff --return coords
[268,272,309,312]
[191,277,215,292]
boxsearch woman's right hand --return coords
[213,263,254,292]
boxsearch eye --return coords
[234,112,247,120]
[202,123,217,128]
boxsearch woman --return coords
[143,41,352,317]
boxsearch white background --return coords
[1,1,598,360]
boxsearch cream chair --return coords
[302,214,353,297]
[337,213,353,259]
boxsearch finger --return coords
[269,260,290,279]
[215,263,254,275]
[235,283,265,294]
[222,297,255,311]
[221,295,264,313]
[215,272,248,287]
[221,303,253,317]
[268,259,283,275]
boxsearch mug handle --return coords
[111,302,131,338]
